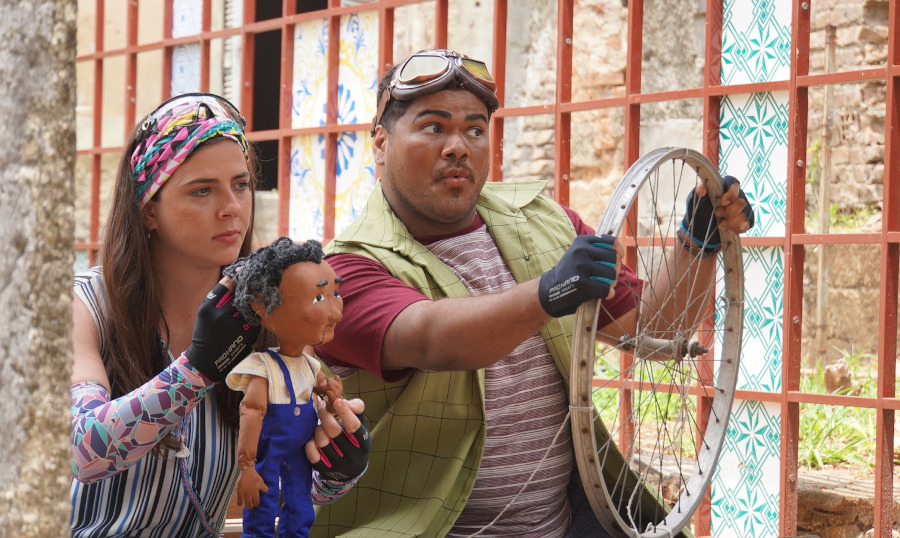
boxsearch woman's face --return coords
[141,139,253,271]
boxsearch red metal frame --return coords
[74,1,900,536]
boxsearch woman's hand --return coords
[184,277,261,382]
[306,397,370,482]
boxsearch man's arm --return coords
[380,279,550,371]
[597,177,754,343]
[381,234,624,371]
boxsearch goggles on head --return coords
[374,49,499,130]
[138,92,246,139]
[131,92,249,206]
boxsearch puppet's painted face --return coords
[254,260,343,354]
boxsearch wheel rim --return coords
[570,147,744,537]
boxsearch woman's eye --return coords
[467,126,484,137]
[312,294,325,304]
[333,290,342,299]
[235,180,251,191]
[191,187,211,197]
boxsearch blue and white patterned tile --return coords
[334,12,378,235]
[171,44,201,95]
[722,0,791,85]
[338,12,378,127]
[289,135,326,242]
[720,91,789,238]
[172,0,202,39]
[293,18,329,129]
[711,399,781,537]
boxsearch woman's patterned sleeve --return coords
[70,353,213,483]
[310,467,366,505]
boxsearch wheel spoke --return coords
[570,148,744,538]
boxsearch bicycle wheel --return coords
[569,147,744,537]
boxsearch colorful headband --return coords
[131,100,250,206]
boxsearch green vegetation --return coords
[798,349,877,470]
[592,344,883,471]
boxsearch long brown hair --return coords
[100,116,259,452]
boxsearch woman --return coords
[68,94,363,537]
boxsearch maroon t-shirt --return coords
[315,206,643,379]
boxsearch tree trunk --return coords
[0,1,76,536]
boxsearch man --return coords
[312,49,753,538]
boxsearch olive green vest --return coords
[310,181,577,538]
[311,181,689,538]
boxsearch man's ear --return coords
[373,124,388,166]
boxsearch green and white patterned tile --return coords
[720,91,789,238]
[711,400,781,537]
[722,0,791,85]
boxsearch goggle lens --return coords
[141,92,245,134]
[461,59,494,86]
[398,55,451,85]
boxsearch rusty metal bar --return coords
[125,1,138,133]
[434,0,447,49]
[322,2,340,243]
[240,0,255,129]
[779,0,812,534]
[489,0,507,183]
[277,0,296,238]
[89,0,105,267]
[554,0,572,206]
[693,2,725,531]
[200,0,211,91]
[873,0,900,533]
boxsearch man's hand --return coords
[307,397,370,482]
[680,175,755,253]
[184,277,261,382]
[538,234,622,318]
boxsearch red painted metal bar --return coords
[780,1,811,534]
[240,0,256,130]
[618,0,644,466]
[488,0,507,183]
[200,0,211,92]
[378,6,394,75]
[434,0,447,49]
[162,2,173,98]
[873,0,900,533]
[322,2,340,243]
[622,1,642,167]
[125,2,138,134]
[277,0,296,239]
[89,0,105,267]
[554,0,572,207]
[693,2,725,531]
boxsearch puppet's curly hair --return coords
[223,236,324,325]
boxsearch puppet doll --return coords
[223,237,369,538]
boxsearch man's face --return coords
[374,89,491,237]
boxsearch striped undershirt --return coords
[426,225,572,538]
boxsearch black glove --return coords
[312,413,371,482]
[681,175,755,253]
[538,234,618,318]
[184,282,260,382]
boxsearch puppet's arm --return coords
[234,375,269,510]
[71,354,212,484]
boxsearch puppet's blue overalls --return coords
[242,350,317,538]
